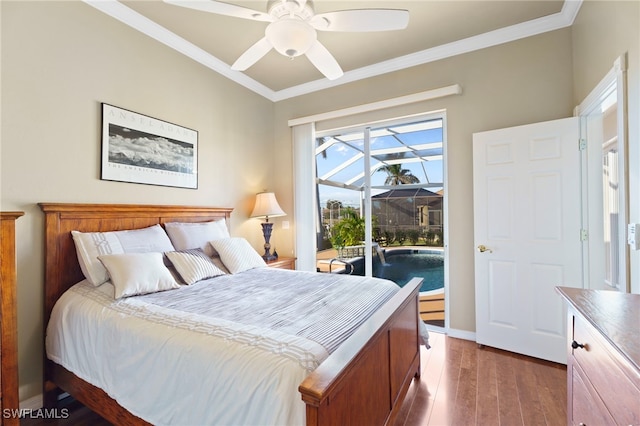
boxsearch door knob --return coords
[477,244,492,253]
[571,340,585,350]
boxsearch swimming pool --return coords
[373,249,444,292]
[338,247,445,292]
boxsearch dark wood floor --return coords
[21,332,567,426]
[395,332,567,426]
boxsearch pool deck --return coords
[419,288,445,323]
[316,248,341,273]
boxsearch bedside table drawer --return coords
[266,257,296,270]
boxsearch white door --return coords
[473,117,582,364]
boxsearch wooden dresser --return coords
[556,287,640,426]
[1,212,23,426]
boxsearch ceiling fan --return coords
[163,0,410,80]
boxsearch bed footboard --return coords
[299,277,422,426]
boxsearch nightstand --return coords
[266,257,296,270]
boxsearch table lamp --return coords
[250,192,286,261]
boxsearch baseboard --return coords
[446,327,476,341]
[424,324,477,342]
[20,394,43,410]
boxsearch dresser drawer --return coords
[569,360,616,426]
[572,315,640,425]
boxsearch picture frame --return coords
[101,103,198,189]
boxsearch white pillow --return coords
[164,220,230,257]
[72,224,176,287]
[209,237,267,274]
[98,253,180,299]
[165,249,226,285]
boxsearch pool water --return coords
[373,250,444,292]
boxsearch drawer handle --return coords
[571,340,585,350]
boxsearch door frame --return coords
[311,111,450,330]
[575,55,629,292]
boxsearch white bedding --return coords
[47,268,424,426]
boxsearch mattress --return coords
[47,267,419,425]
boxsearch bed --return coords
[40,202,424,426]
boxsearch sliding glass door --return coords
[314,114,446,309]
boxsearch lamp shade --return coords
[250,192,286,220]
[265,18,317,58]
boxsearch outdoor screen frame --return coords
[101,103,198,189]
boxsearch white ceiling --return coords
[84,0,581,101]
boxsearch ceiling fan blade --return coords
[305,41,343,80]
[163,0,271,22]
[231,37,272,71]
[310,9,409,32]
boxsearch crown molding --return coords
[273,0,582,101]
[84,0,582,103]
[83,0,276,100]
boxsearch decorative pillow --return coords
[209,237,267,274]
[210,255,230,274]
[165,249,226,285]
[164,220,230,257]
[72,224,175,287]
[97,253,180,299]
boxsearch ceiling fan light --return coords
[266,19,317,58]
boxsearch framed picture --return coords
[101,103,198,189]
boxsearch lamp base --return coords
[260,222,278,262]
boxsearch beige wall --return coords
[274,29,575,333]
[1,1,275,401]
[571,0,640,294]
[3,0,638,405]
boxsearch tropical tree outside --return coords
[377,164,420,185]
[329,208,365,250]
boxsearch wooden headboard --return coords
[38,203,233,324]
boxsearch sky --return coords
[316,118,444,208]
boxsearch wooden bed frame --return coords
[40,202,422,426]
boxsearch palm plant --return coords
[329,208,365,249]
[378,164,420,185]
